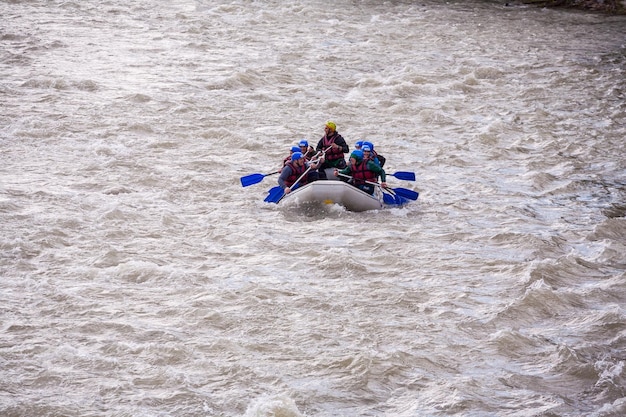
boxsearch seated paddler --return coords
[334,149,387,195]
[278,152,320,195]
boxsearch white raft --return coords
[280,178,384,212]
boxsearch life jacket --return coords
[284,161,308,187]
[350,160,378,185]
[321,132,345,161]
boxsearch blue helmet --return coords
[298,139,308,147]
[361,144,371,152]
[363,141,374,151]
[350,150,364,162]
[291,146,300,153]
[291,152,304,162]
[355,140,363,149]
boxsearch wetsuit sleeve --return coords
[368,161,386,182]
[337,135,349,153]
[278,166,292,188]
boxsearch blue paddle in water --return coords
[392,187,419,200]
[382,187,411,205]
[382,192,399,205]
[264,186,284,203]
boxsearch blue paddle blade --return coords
[382,190,410,206]
[241,173,265,187]
[391,171,416,181]
[264,186,284,203]
[241,171,280,187]
[393,187,419,200]
[382,192,398,205]
[395,195,410,205]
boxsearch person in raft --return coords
[315,121,349,179]
[298,139,317,160]
[282,145,301,169]
[278,152,319,194]
[362,141,386,168]
[334,149,387,195]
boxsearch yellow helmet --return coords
[325,121,336,131]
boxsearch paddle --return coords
[240,170,280,187]
[264,186,284,203]
[392,187,419,201]
[382,191,399,205]
[388,171,416,181]
[379,186,410,205]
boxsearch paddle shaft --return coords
[338,172,418,200]
[337,172,385,189]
